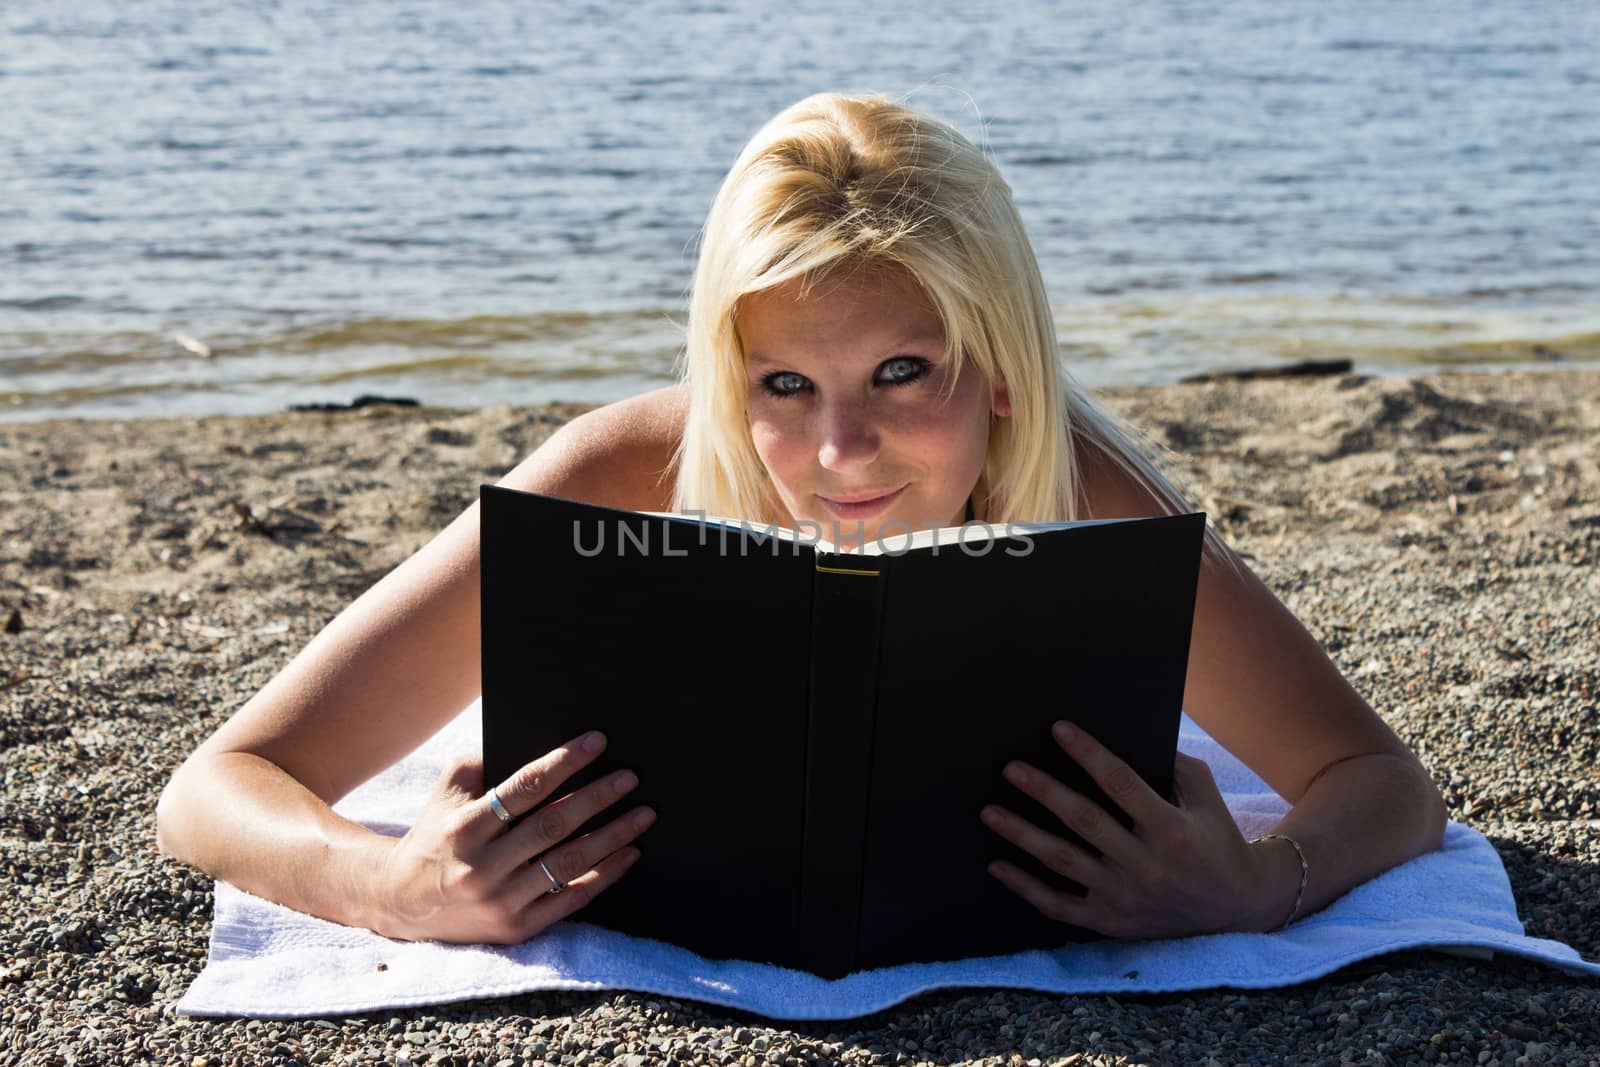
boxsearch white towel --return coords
[176,701,1599,1019]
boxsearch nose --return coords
[815,395,881,473]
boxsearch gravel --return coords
[2,371,1596,1065]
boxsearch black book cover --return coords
[480,485,1205,977]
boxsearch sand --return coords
[1,370,1597,1065]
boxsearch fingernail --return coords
[1054,721,1076,743]
[612,770,637,795]
[1003,762,1028,785]
[583,731,605,753]
[632,807,655,830]
[980,806,1002,826]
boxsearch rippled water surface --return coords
[3,1,1598,421]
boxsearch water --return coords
[3,1,1598,422]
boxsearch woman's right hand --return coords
[370,730,654,944]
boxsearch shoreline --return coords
[5,333,1599,429]
[6,358,1600,429]
[2,369,1597,1064]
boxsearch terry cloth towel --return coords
[177,700,1600,1019]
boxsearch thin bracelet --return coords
[1252,832,1308,932]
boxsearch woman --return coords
[156,93,1447,950]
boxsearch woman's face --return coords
[737,266,1009,549]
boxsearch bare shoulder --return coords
[1073,431,1168,520]
[501,384,689,511]
[1069,426,1429,803]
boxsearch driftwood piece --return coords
[289,394,420,412]
[1180,359,1354,384]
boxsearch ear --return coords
[990,377,1012,418]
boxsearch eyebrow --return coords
[744,330,947,371]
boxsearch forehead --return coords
[736,266,946,366]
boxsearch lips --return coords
[816,485,906,519]
[821,487,903,504]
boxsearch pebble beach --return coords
[2,369,1597,1065]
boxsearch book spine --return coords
[797,553,884,979]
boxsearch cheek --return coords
[914,394,990,467]
[748,417,801,478]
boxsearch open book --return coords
[480,486,1206,978]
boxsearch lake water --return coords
[3,0,1598,422]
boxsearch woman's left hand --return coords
[980,720,1272,939]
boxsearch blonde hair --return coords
[670,92,1226,562]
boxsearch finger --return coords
[510,845,643,942]
[432,752,485,804]
[1001,758,1146,874]
[987,860,1110,935]
[1051,720,1174,830]
[474,730,608,842]
[980,804,1110,893]
[488,767,640,876]
[514,804,656,902]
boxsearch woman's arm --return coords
[155,386,688,940]
[1177,536,1448,930]
[984,445,1448,936]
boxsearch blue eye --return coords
[761,371,810,397]
[878,356,931,385]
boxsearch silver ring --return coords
[486,787,514,824]
[538,860,564,895]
